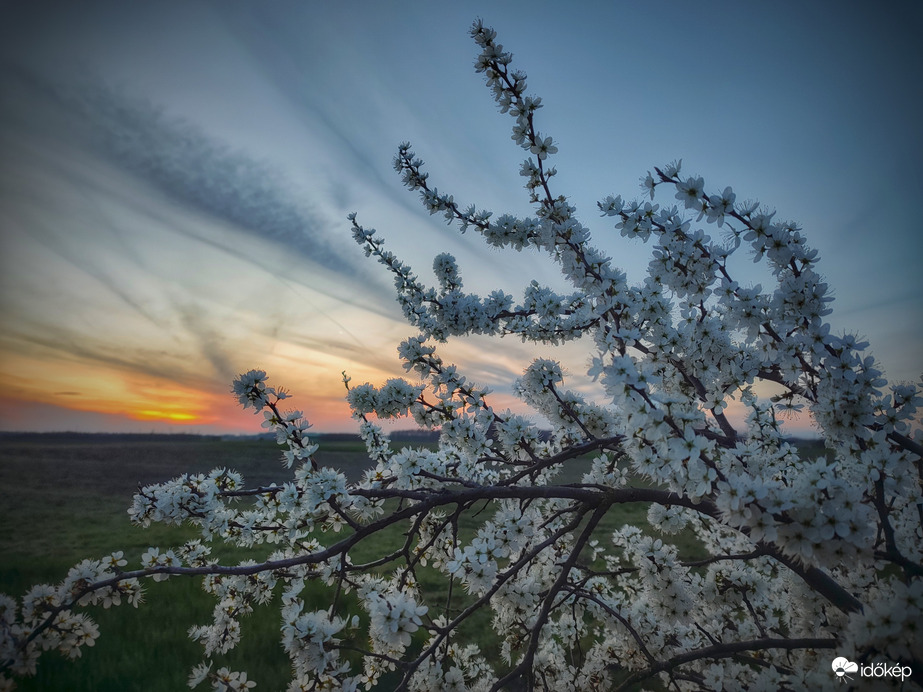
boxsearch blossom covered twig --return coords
[2,18,921,692]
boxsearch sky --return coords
[0,1,921,436]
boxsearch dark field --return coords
[0,432,766,690]
[0,434,377,691]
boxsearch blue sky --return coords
[1,1,921,434]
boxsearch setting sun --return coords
[132,410,200,423]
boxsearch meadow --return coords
[2,433,824,690]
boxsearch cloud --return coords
[2,326,211,389]
[3,65,361,277]
[174,302,236,383]
[85,83,356,271]
[3,63,413,312]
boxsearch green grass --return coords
[0,436,296,691]
[0,434,723,690]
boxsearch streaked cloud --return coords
[5,66,363,276]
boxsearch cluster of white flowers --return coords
[187,663,257,692]
[3,18,921,692]
[280,601,348,682]
[0,552,141,680]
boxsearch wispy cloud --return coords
[2,326,208,390]
[2,65,365,278]
[173,301,236,383]
[70,81,356,273]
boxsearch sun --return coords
[132,409,200,423]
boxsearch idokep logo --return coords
[831,657,858,682]
[831,656,914,684]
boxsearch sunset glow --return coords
[132,410,200,423]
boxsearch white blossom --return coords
[2,19,920,692]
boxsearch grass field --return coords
[0,433,729,690]
[0,435,295,691]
